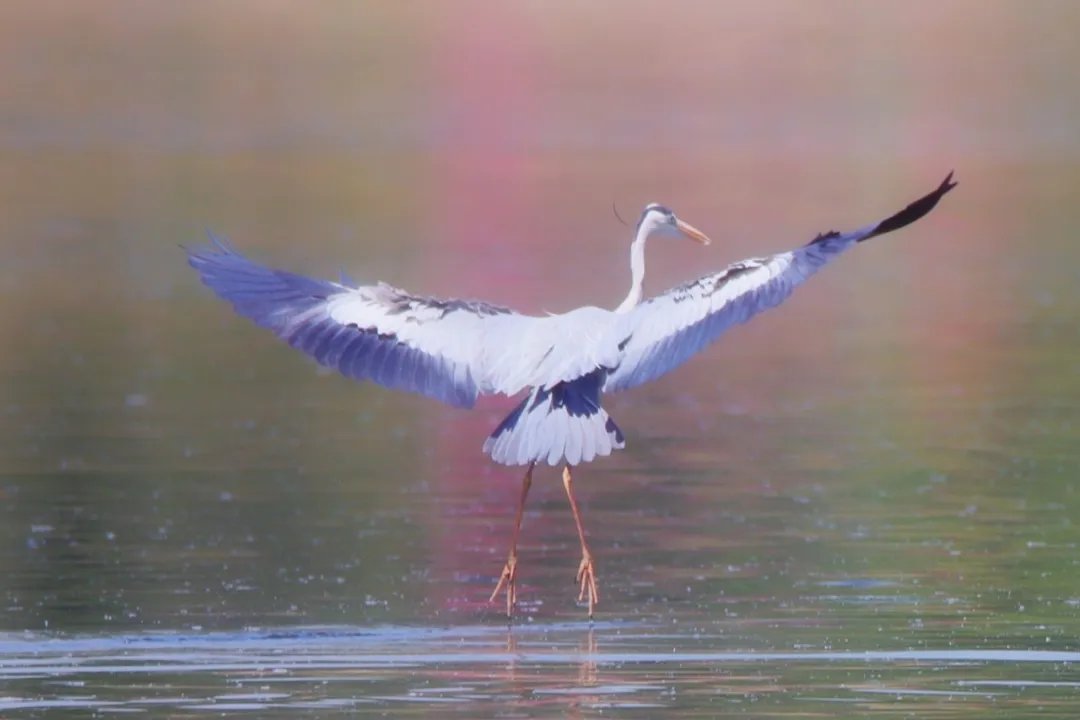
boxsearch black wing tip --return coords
[862,171,957,241]
[938,170,958,194]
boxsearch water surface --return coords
[1,2,1079,717]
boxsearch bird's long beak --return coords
[676,218,711,246]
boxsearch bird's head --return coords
[637,203,711,245]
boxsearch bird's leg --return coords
[563,464,599,617]
[490,462,534,618]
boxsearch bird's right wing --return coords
[604,173,956,393]
[188,238,623,408]
[188,238,526,408]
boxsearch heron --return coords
[187,172,956,618]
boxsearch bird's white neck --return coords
[615,225,649,313]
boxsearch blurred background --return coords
[0,0,1077,647]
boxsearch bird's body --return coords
[188,173,956,617]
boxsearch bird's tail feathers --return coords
[483,372,624,467]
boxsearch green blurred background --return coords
[0,1,1077,638]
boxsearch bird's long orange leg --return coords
[563,464,599,617]
[490,462,534,618]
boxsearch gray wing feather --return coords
[187,237,512,408]
[603,251,811,392]
[605,173,956,392]
[187,238,624,407]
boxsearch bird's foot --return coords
[575,551,599,617]
[490,554,519,618]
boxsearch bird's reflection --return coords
[577,626,598,687]
[504,623,517,656]
[496,623,600,715]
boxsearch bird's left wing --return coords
[604,173,956,393]
[187,237,524,408]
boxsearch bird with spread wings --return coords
[188,172,956,618]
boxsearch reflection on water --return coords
[2,624,1079,716]
[2,2,1080,717]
